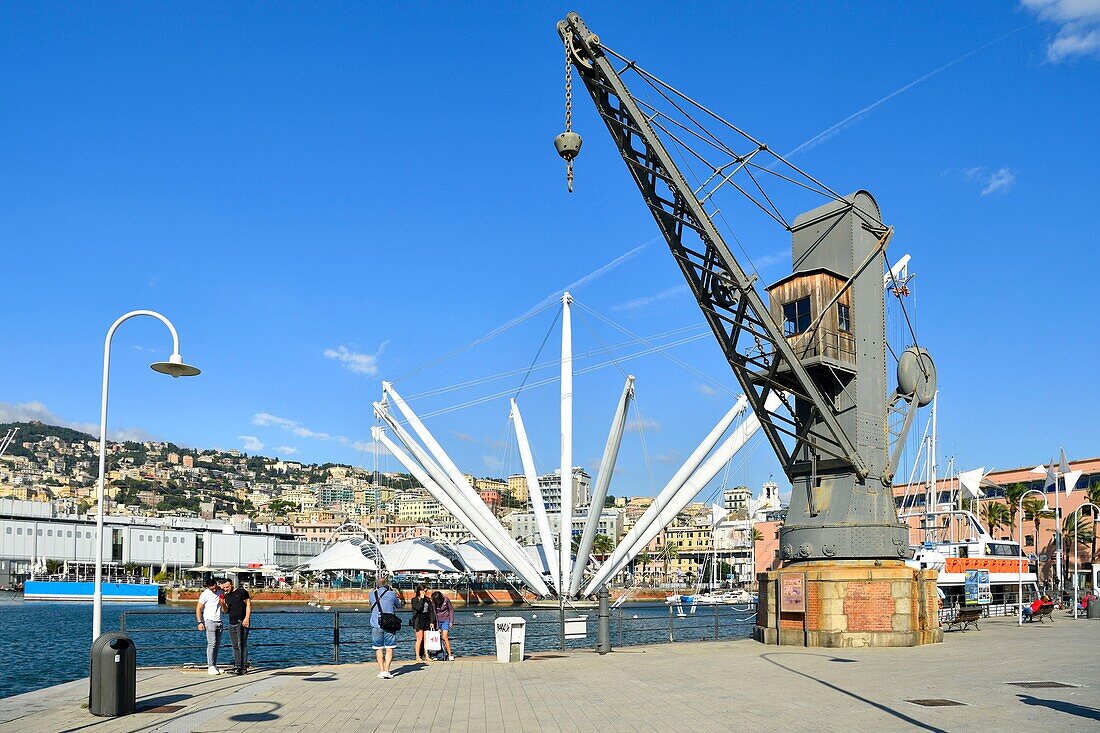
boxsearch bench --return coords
[945,606,983,632]
[1028,602,1055,623]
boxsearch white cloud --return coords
[0,400,153,442]
[695,383,719,398]
[612,286,686,312]
[1021,0,1100,61]
[752,249,790,269]
[963,166,1017,195]
[276,445,299,455]
[482,455,503,470]
[982,167,1017,195]
[324,342,388,376]
[654,450,681,465]
[239,435,265,452]
[626,416,660,433]
[252,412,371,455]
[252,412,331,440]
[451,430,476,443]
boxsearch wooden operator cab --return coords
[766,268,856,382]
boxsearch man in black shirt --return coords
[220,578,252,675]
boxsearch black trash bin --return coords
[89,632,136,717]
[1088,601,1100,620]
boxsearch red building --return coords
[479,488,502,516]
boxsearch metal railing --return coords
[118,602,758,668]
[937,591,1026,624]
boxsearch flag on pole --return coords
[958,467,985,499]
[1044,460,1057,491]
[711,503,727,527]
[1059,448,1070,476]
[1063,469,1082,497]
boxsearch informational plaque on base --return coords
[780,573,806,612]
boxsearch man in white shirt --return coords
[196,578,226,675]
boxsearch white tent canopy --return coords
[524,545,560,576]
[381,539,460,573]
[453,541,511,573]
[299,540,379,572]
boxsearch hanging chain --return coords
[565,41,574,193]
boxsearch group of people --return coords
[196,577,253,675]
[369,574,456,680]
[1020,590,1099,621]
[196,572,458,680]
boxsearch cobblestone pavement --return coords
[3,616,1098,732]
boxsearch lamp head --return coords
[151,353,201,378]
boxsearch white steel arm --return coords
[511,399,559,590]
[583,394,766,595]
[568,375,634,596]
[378,389,552,595]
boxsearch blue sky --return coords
[2,2,1098,501]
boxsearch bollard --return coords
[597,587,611,655]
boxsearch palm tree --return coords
[981,502,1009,538]
[638,548,651,583]
[1005,483,1030,540]
[663,541,681,584]
[592,534,615,556]
[1087,481,1100,568]
[1022,498,1055,565]
[750,527,763,543]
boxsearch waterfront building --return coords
[723,485,751,515]
[537,468,592,512]
[0,498,324,587]
[479,488,502,516]
[315,483,355,507]
[505,506,623,548]
[395,494,443,523]
[507,473,529,504]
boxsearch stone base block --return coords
[754,560,942,647]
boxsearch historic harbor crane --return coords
[556,11,940,645]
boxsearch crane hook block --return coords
[555,131,583,161]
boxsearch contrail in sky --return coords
[531,237,656,311]
[394,239,653,383]
[785,25,1029,158]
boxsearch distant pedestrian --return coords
[196,578,226,675]
[220,578,252,675]
[410,584,437,663]
[370,573,404,679]
[431,591,455,661]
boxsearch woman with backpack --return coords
[431,591,455,661]
[410,584,437,663]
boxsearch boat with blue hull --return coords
[23,580,160,603]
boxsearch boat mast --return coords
[924,393,938,544]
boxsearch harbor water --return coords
[0,593,755,699]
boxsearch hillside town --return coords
[0,421,786,585]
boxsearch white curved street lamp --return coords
[1017,489,1049,626]
[93,310,200,641]
[1071,502,1100,619]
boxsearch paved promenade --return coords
[2,616,1098,732]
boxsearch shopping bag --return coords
[425,630,442,652]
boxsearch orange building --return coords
[751,457,1100,587]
